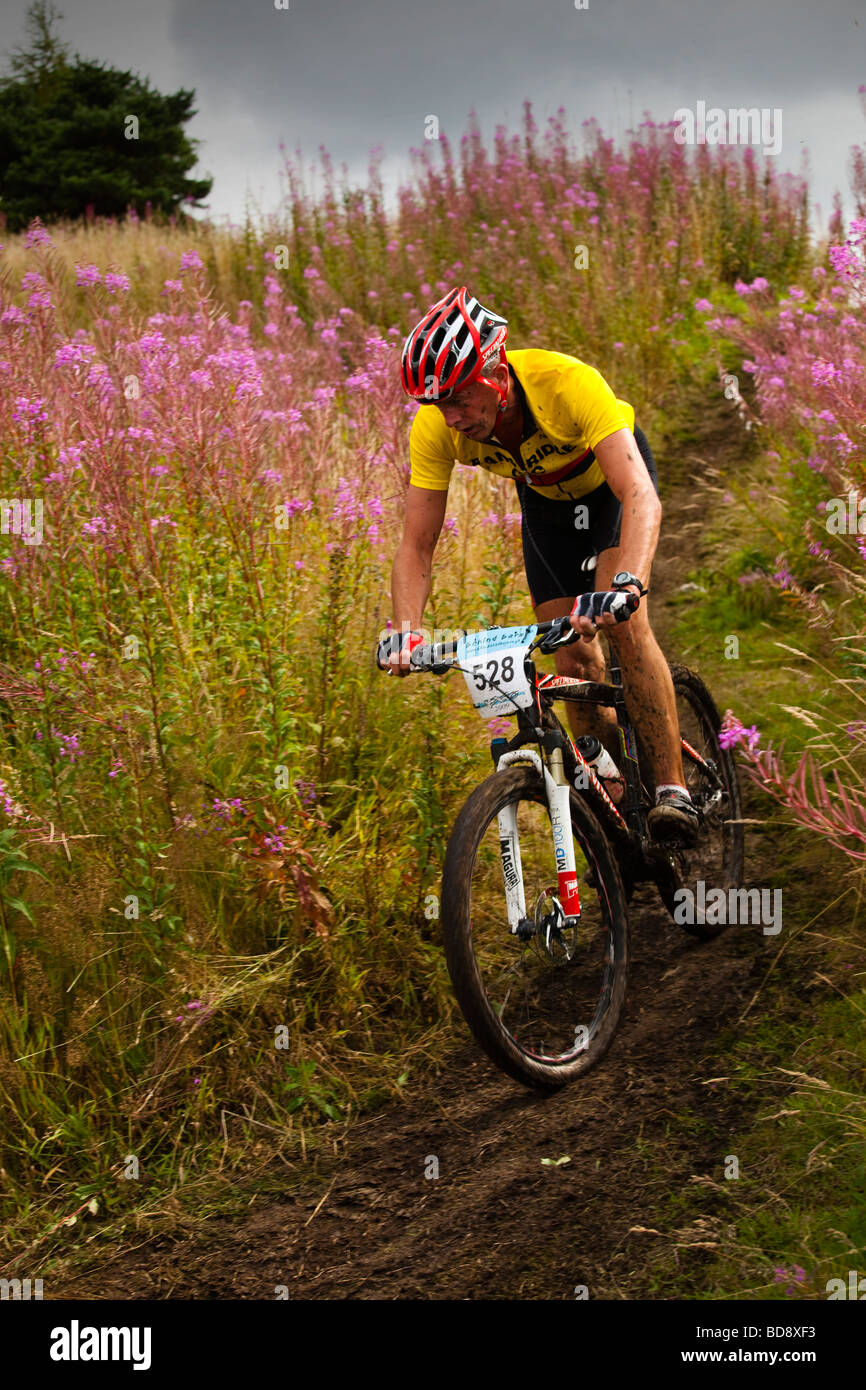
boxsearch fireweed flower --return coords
[281,497,308,519]
[263,825,288,853]
[104,271,130,293]
[774,1264,806,1294]
[812,360,841,385]
[55,341,97,369]
[57,731,83,762]
[295,778,316,805]
[24,221,53,248]
[831,433,855,456]
[0,786,25,818]
[330,478,361,523]
[75,264,102,287]
[27,285,53,309]
[829,243,861,278]
[719,715,760,752]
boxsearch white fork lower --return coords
[494,748,581,930]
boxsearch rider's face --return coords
[434,368,508,439]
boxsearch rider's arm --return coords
[391,484,449,630]
[592,426,661,591]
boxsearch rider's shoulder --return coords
[510,347,604,394]
[511,348,612,426]
[409,402,448,443]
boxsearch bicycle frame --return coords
[404,617,724,936]
[489,653,723,923]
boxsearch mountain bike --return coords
[378,608,744,1089]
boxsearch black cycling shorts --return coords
[517,424,659,608]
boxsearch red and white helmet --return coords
[401,287,509,407]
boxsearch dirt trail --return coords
[54,407,770,1300]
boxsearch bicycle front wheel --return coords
[440,764,629,1089]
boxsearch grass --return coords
[623,434,866,1302]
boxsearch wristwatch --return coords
[611,571,648,596]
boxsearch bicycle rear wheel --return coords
[440,763,628,1089]
[657,665,745,938]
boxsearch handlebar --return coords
[377,590,640,675]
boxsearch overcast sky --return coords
[2,0,864,233]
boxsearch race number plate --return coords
[456,625,538,720]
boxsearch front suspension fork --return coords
[494,746,581,933]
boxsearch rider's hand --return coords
[569,590,638,643]
[377,629,425,677]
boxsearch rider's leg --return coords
[593,549,685,788]
[519,479,619,749]
[532,596,618,748]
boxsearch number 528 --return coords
[471,654,515,691]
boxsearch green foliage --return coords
[0,4,211,229]
[281,1060,345,1122]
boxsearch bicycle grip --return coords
[613,591,640,620]
[376,635,398,670]
[409,643,452,674]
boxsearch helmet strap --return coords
[478,346,509,413]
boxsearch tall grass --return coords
[710,212,866,879]
[0,107,819,1248]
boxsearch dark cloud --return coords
[2,0,864,223]
[165,0,865,222]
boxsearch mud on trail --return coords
[54,415,775,1301]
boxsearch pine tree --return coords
[0,1,213,230]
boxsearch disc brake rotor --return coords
[532,887,577,963]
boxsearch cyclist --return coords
[382,286,698,846]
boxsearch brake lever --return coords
[409,643,454,675]
[535,617,578,654]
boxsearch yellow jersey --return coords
[408,348,634,501]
